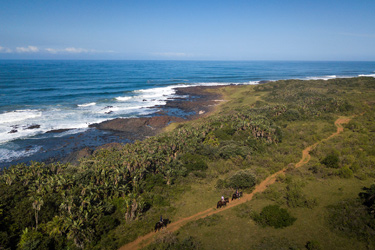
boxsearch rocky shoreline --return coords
[63,85,224,164]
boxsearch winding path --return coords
[119,117,351,250]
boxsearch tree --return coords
[30,195,44,230]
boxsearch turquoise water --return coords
[1,60,374,166]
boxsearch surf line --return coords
[119,116,352,250]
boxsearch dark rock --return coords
[46,129,71,134]
[89,115,185,140]
[9,129,18,133]
[26,124,40,130]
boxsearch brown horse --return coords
[232,192,243,201]
[154,219,170,232]
[217,200,227,208]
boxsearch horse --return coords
[154,219,170,232]
[217,200,227,209]
[224,197,229,203]
[232,191,243,201]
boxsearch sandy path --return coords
[119,117,351,250]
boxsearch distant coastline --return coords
[0,85,224,168]
[1,60,375,167]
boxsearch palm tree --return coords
[30,195,44,230]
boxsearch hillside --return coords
[1,77,375,250]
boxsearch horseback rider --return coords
[221,195,225,202]
[236,188,239,197]
[160,215,163,224]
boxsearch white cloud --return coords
[16,46,39,53]
[64,47,89,53]
[45,47,109,54]
[45,48,59,54]
[0,46,13,53]
[0,45,114,55]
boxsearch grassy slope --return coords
[144,78,375,250]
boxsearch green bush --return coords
[215,178,226,189]
[339,100,353,112]
[282,109,301,121]
[306,240,321,250]
[218,142,250,159]
[321,152,340,168]
[227,170,256,189]
[179,153,208,172]
[214,126,236,140]
[338,166,353,178]
[18,228,52,250]
[327,199,375,242]
[252,205,296,228]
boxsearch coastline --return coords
[8,85,226,167]
[67,85,225,164]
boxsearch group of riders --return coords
[156,189,242,230]
[217,188,242,208]
[222,188,241,202]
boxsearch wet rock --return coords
[26,124,41,130]
[9,129,18,133]
[46,129,71,134]
[89,116,185,139]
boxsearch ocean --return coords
[1,60,374,167]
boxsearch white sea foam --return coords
[115,96,132,102]
[305,75,338,81]
[358,74,375,77]
[77,102,96,107]
[0,146,42,163]
[0,110,42,124]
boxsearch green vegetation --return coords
[251,205,296,228]
[1,77,375,249]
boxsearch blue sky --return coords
[0,0,374,60]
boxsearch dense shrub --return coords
[179,153,208,172]
[252,205,296,228]
[327,199,375,242]
[213,126,236,140]
[18,228,52,250]
[359,184,375,215]
[218,143,250,159]
[306,240,321,250]
[202,132,220,147]
[282,109,301,121]
[339,100,354,112]
[227,170,256,189]
[338,166,353,178]
[321,152,340,168]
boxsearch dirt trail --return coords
[119,117,351,250]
